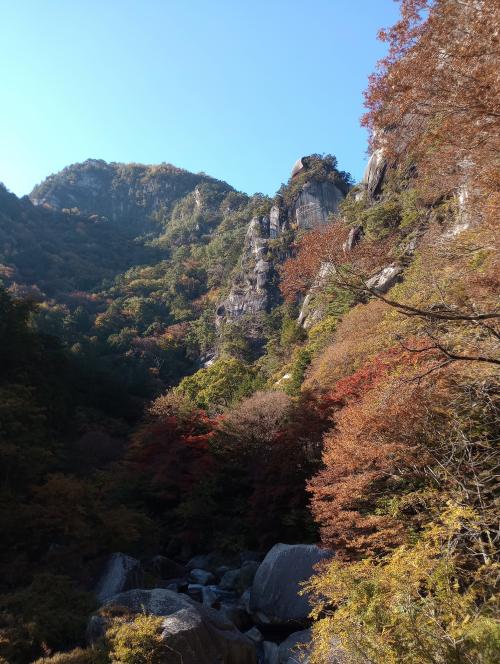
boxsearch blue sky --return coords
[0,0,400,197]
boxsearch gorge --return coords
[0,1,498,663]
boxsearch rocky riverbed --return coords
[89,543,338,663]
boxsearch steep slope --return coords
[215,154,351,351]
[1,162,275,394]
[0,183,157,296]
[30,159,221,226]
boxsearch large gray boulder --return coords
[359,148,387,201]
[279,629,345,664]
[264,640,280,664]
[278,629,312,663]
[365,264,403,293]
[92,588,256,664]
[250,544,331,625]
[95,552,143,603]
[220,562,260,593]
[160,605,256,664]
[103,587,192,615]
[190,568,215,585]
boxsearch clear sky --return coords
[0,0,400,198]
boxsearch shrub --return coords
[361,200,401,239]
[306,507,500,664]
[107,614,168,664]
[283,348,312,396]
[33,647,105,664]
[217,390,292,455]
[0,575,96,664]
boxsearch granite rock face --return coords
[292,180,344,228]
[269,204,284,238]
[216,216,274,325]
[94,552,144,603]
[250,544,331,625]
[217,172,345,331]
[358,149,387,201]
[365,264,403,293]
[278,629,312,663]
[297,262,336,330]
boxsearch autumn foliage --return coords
[125,399,217,548]
[363,0,500,225]
[279,220,391,303]
[309,348,438,559]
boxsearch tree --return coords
[305,506,500,664]
[363,0,500,227]
[211,391,331,548]
[175,357,256,411]
[125,402,217,549]
[309,348,439,558]
[217,390,292,455]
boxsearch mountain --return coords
[1,154,351,396]
[30,159,221,224]
[0,183,158,296]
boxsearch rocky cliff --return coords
[216,216,273,325]
[216,156,349,336]
[291,178,344,228]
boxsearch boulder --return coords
[201,585,218,607]
[245,626,263,645]
[365,264,403,293]
[93,588,257,664]
[219,600,253,631]
[343,225,363,252]
[95,552,143,603]
[144,555,186,580]
[161,576,188,593]
[250,544,331,625]
[187,583,204,602]
[278,629,312,663]
[241,589,252,613]
[165,581,181,592]
[186,553,215,571]
[212,586,239,603]
[160,605,256,664]
[190,568,215,585]
[219,569,241,591]
[219,561,260,594]
[279,629,345,664]
[264,640,280,664]
[356,148,387,202]
[103,587,192,616]
[216,565,232,580]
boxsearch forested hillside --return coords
[0,1,498,663]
